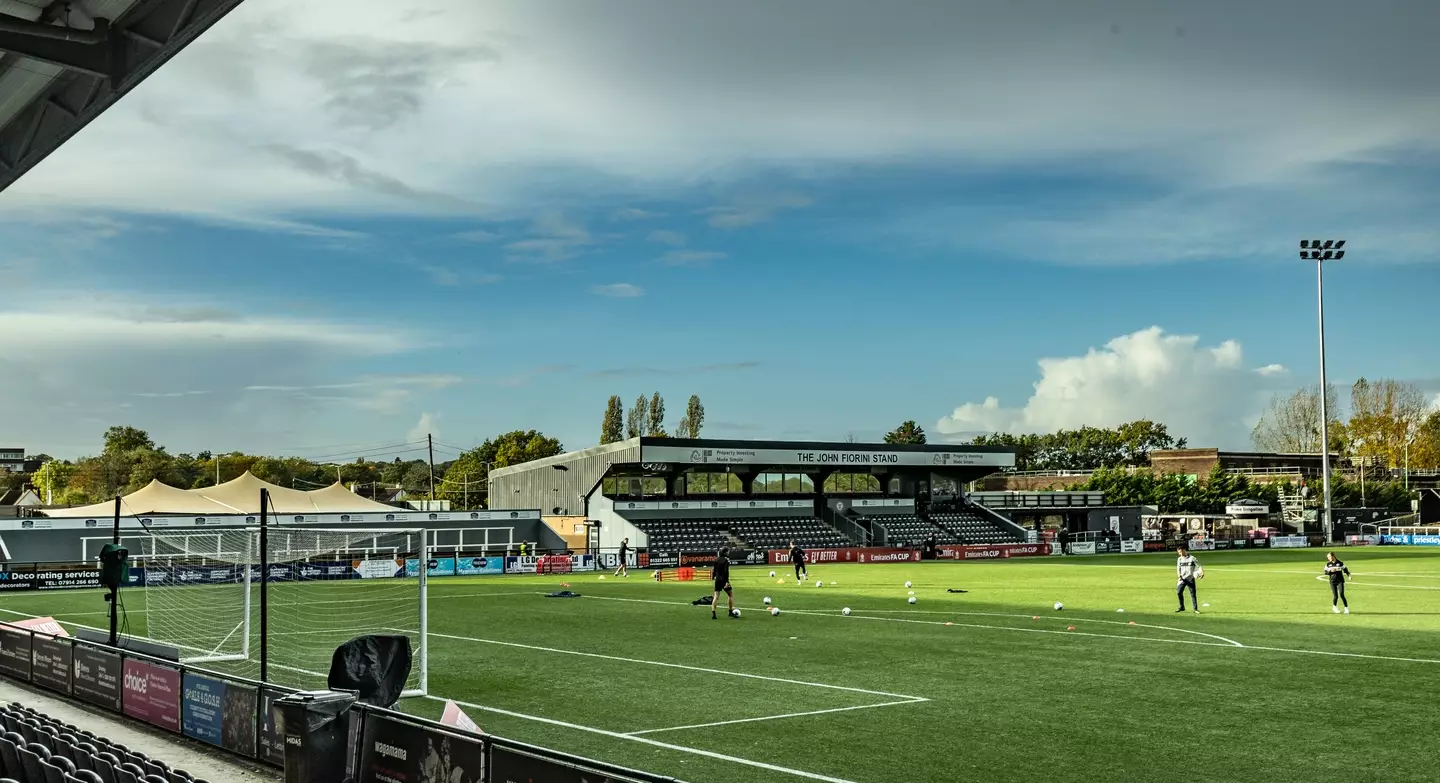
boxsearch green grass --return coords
[6,548,1440,783]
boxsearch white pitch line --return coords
[580,594,1440,666]
[426,695,863,783]
[848,607,1245,647]
[626,698,928,736]
[582,594,1236,648]
[418,629,924,700]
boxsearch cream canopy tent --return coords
[44,471,401,516]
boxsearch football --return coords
[730,608,741,618]
[769,570,776,578]
[842,607,852,616]
[815,580,823,588]
[908,596,917,604]
[905,580,913,588]
[764,596,772,604]
[769,607,780,617]
[1054,602,1064,611]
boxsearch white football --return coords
[908,596,917,604]
[769,607,780,616]
[905,581,913,588]
[815,580,823,588]
[1054,602,1064,611]
[842,607,852,616]
[764,596,772,605]
[730,608,741,617]
[769,570,776,578]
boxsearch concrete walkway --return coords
[0,679,280,782]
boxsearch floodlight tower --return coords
[1300,239,1345,541]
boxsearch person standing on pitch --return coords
[1175,545,1204,613]
[1324,551,1352,614]
[789,540,807,584]
[711,547,736,620]
[615,537,630,578]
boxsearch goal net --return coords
[132,526,428,696]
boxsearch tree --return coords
[1410,411,1440,470]
[1114,420,1185,465]
[626,395,647,439]
[31,460,73,503]
[600,396,625,444]
[103,426,155,455]
[647,392,667,437]
[675,395,705,439]
[1346,377,1431,468]
[1251,384,1343,453]
[439,430,565,508]
[884,421,927,445]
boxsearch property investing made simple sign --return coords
[641,445,1014,468]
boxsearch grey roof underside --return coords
[0,0,246,193]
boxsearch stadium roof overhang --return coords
[0,0,246,193]
[612,437,1016,482]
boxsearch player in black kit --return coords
[1324,551,1352,614]
[789,541,807,583]
[711,547,736,619]
[614,538,630,578]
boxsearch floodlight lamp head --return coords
[1334,240,1346,249]
[1300,240,1311,249]
[1299,251,1309,260]
[1323,240,1335,249]
[1322,250,1334,260]
[1310,238,1321,249]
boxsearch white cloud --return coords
[590,283,644,298]
[658,250,727,267]
[408,412,440,442]
[646,229,687,246]
[6,0,1437,235]
[935,327,1285,448]
[0,297,432,457]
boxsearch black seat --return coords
[20,744,50,783]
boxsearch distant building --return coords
[0,448,23,473]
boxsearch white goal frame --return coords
[132,525,429,697]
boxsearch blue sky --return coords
[2,0,1438,459]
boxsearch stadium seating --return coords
[630,519,731,553]
[0,701,209,783]
[931,511,1022,544]
[864,514,959,545]
[631,517,849,551]
[722,517,849,550]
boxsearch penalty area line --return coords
[625,698,929,736]
[578,595,1440,666]
[411,629,924,700]
[424,695,864,783]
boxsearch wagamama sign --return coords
[642,445,1014,468]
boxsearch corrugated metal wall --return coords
[489,439,640,514]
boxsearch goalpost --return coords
[132,525,429,697]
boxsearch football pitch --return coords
[5,548,1440,783]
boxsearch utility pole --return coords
[463,472,469,510]
[427,434,437,504]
